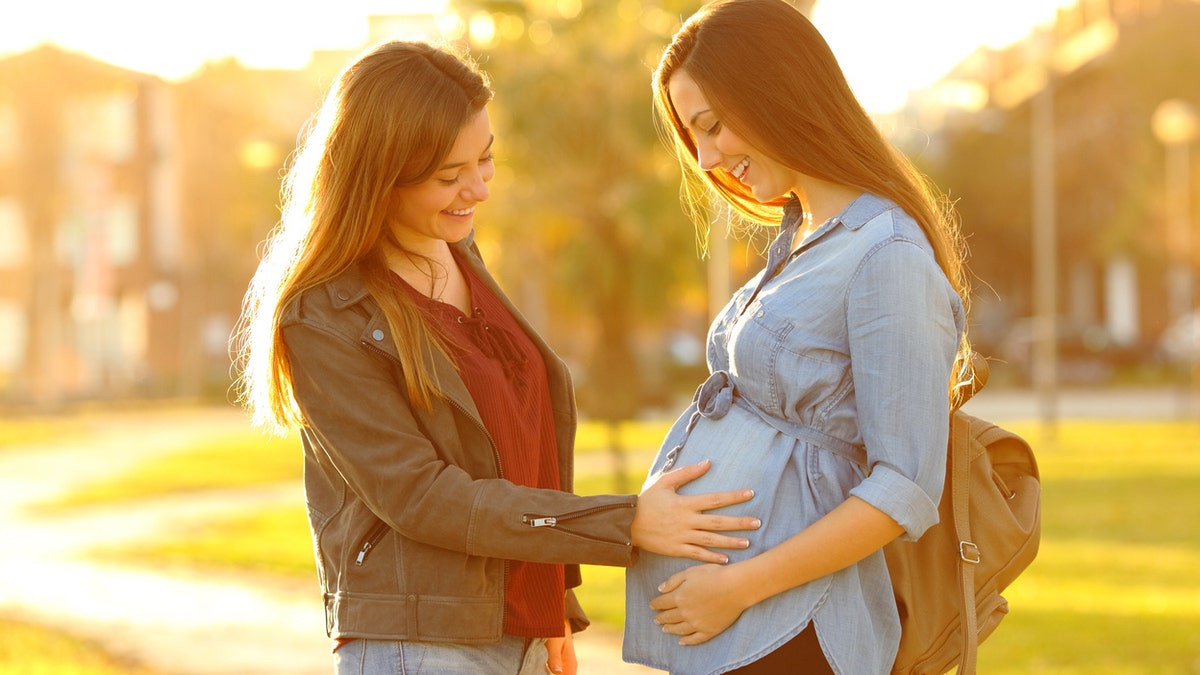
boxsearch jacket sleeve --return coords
[283,318,638,567]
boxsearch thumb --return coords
[659,459,711,489]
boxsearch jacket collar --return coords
[322,246,481,419]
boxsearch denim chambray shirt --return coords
[624,192,965,675]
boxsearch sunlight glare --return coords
[0,0,452,80]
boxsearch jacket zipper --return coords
[522,502,636,544]
[355,519,392,567]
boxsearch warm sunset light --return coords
[2,1,1199,673]
[0,0,451,79]
[1,0,1075,114]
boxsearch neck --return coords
[792,179,862,233]
[385,241,455,299]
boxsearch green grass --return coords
[970,421,1200,674]
[93,505,316,579]
[0,416,86,450]
[573,419,675,455]
[68,419,1200,672]
[43,419,653,510]
[0,617,157,674]
[42,430,300,510]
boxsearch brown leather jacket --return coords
[281,235,638,643]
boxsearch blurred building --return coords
[0,13,449,410]
[0,46,182,407]
[895,0,1200,383]
[0,46,331,409]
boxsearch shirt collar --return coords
[831,192,894,231]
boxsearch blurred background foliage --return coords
[0,0,1198,419]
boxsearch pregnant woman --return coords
[623,1,972,673]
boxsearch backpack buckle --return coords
[959,541,981,564]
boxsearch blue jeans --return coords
[332,636,549,675]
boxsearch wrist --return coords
[723,560,766,610]
[730,555,785,608]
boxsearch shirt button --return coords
[371,329,385,341]
[757,310,765,318]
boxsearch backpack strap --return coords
[952,412,980,675]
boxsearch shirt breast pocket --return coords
[729,300,848,418]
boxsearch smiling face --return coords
[388,108,495,255]
[667,69,800,203]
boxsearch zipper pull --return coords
[523,515,557,528]
[355,541,373,566]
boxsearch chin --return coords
[748,186,776,203]
[445,225,474,243]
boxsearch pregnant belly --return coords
[645,405,815,554]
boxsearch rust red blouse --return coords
[395,252,565,638]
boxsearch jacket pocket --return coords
[354,518,393,567]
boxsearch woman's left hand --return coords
[544,621,577,674]
[650,563,750,646]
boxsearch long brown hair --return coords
[654,0,974,397]
[233,41,493,433]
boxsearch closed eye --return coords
[437,154,495,185]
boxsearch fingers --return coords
[545,638,564,675]
[657,571,686,596]
[656,459,712,489]
[686,488,756,511]
[703,532,753,550]
[679,631,714,646]
[561,634,577,675]
[694,512,761,533]
[675,544,732,564]
[653,608,683,625]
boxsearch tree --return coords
[461,1,709,490]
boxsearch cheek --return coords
[713,129,745,157]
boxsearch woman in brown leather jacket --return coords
[233,40,759,675]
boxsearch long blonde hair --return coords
[654,0,974,398]
[233,41,493,433]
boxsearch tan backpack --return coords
[884,358,1042,675]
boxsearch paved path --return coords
[0,406,655,675]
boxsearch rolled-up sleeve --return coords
[844,235,963,540]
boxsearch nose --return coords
[696,139,722,172]
[463,170,490,202]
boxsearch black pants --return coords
[725,625,834,674]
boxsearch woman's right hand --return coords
[631,459,760,563]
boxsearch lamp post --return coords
[1151,99,1198,419]
[1031,63,1058,438]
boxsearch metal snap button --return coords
[371,329,385,341]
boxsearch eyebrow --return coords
[438,135,495,171]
